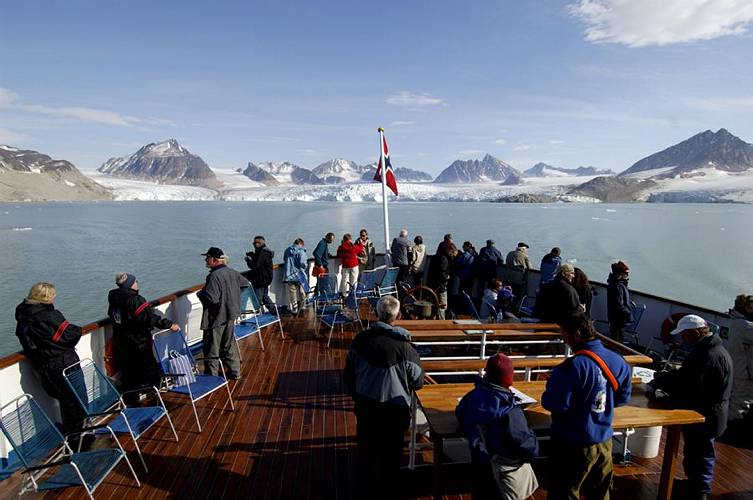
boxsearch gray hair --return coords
[399,228,408,237]
[115,272,130,285]
[376,296,401,323]
[557,263,575,275]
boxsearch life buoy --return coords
[104,335,118,376]
[660,312,691,344]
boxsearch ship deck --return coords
[2,313,752,499]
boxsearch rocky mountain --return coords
[360,165,433,182]
[242,161,323,186]
[312,158,370,184]
[99,139,220,189]
[434,154,521,184]
[621,128,753,177]
[567,176,657,202]
[524,162,613,178]
[0,145,111,201]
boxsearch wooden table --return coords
[417,381,704,500]
[395,319,560,331]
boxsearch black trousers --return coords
[114,337,159,403]
[354,400,411,500]
[37,354,86,435]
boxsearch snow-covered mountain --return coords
[524,162,613,178]
[359,165,433,182]
[621,128,753,177]
[312,158,370,184]
[99,139,220,189]
[241,161,324,186]
[0,145,111,201]
[434,154,521,184]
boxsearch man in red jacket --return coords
[336,233,364,295]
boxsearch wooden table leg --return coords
[658,425,682,500]
[433,435,443,500]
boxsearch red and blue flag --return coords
[374,133,398,196]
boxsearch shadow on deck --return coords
[1,313,752,499]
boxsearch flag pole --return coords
[378,127,391,260]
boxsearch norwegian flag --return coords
[374,133,398,196]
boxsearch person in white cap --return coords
[650,314,733,499]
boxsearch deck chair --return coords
[63,358,178,473]
[0,394,141,499]
[320,290,363,348]
[461,291,482,321]
[377,267,400,297]
[355,269,379,301]
[623,302,647,346]
[242,286,284,339]
[295,269,317,315]
[233,288,266,360]
[152,329,234,432]
[314,273,343,315]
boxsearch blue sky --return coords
[2,0,753,175]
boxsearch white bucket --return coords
[630,426,662,458]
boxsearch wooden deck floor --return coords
[2,314,752,499]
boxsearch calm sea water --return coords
[1,201,751,356]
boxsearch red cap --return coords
[611,261,629,274]
[485,353,514,388]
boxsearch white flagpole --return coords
[378,127,391,260]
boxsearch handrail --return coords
[0,252,723,370]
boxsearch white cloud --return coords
[494,138,507,145]
[390,120,414,127]
[568,0,753,47]
[0,87,174,127]
[549,140,566,145]
[0,128,31,145]
[513,144,535,152]
[386,91,445,108]
[456,149,485,158]
[688,96,753,111]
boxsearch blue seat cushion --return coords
[37,449,123,491]
[169,374,226,399]
[520,317,540,323]
[254,313,280,328]
[95,406,165,438]
[235,321,259,339]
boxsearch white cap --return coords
[670,315,707,336]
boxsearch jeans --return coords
[682,424,717,494]
[203,322,240,377]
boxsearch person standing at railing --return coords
[607,261,633,342]
[542,314,632,500]
[312,232,335,277]
[539,247,562,285]
[410,235,427,285]
[198,247,250,380]
[390,228,411,286]
[357,228,376,273]
[244,235,277,314]
[336,233,364,295]
[283,238,308,315]
[727,294,753,424]
[15,282,86,436]
[107,273,179,403]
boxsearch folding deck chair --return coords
[320,290,363,348]
[0,394,141,499]
[63,358,178,473]
[233,288,266,361]
[152,329,234,432]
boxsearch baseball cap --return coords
[485,353,514,388]
[670,314,707,336]
[611,261,630,274]
[517,242,529,248]
[202,247,224,259]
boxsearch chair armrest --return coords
[194,356,221,361]
[120,386,160,402]
[26,457,72,472]
[161,372,188,378]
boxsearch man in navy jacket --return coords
[542,314,632,500]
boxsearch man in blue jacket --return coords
[312,232,335,274]
[607,261,632,341]
[282,238,307,315]
[539,247,562,285]
[456,353,539,500]
[542,314,632,500]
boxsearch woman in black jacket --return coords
[571,267,594,317]
[15,282,85,435]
